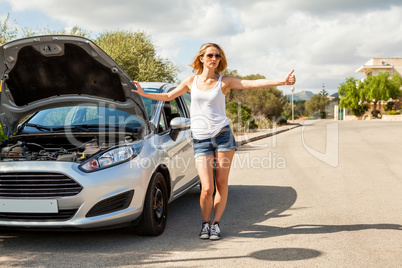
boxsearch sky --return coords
[1,0,402,95]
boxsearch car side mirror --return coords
[169,117,190,141]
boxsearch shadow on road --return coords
[0,184,400,266]
[225,185,401,239]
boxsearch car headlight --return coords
[79,146,135,172]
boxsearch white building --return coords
[356,57,402,77]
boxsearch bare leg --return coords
[195,154,215,222]
[212,150,235,223]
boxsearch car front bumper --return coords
[0,160,148,229]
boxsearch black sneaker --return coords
[199,221,210,239]
[209,221,221,240]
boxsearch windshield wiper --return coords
[51,125,96,132]
[25,124,141,133]
[97,125,142,133]
[25,123,53,131]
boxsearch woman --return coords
[133,43,295,240]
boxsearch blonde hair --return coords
[190,43,227,75]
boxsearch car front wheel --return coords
[135,172,168,236]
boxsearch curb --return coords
[236,124,301,146]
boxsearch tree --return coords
[361,72,401,117]
[320,89,329,96]
[223,70,287,119]
[226,102,252,125]
[0,14,18,44]
[338,77,368,116]
[246,87,287,119]
[226,102,257,132]
[95,30,179,83]
[222,69,242,103]
[295,100,307,118]
[283,100,306,119]
[34,26,90,37]
[1,14,89,43]
[305,94,330,118]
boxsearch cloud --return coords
[290,0,402,15]
[3,0,402,93]
[218,5,402,93]
[5,0,244,37]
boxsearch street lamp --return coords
[290,87,295,122]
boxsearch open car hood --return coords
[0,35,148,137]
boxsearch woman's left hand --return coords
[285,70,296,85]
[132,81,145,96]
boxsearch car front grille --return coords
[0,209,78,221]
[0,172,83,198]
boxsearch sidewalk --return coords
[234,119,323,146]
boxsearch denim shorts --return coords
[192,125,237,159]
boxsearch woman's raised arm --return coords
[132,76,194,101]
[223,70,295,93]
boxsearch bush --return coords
[0,126,7,141]
[371,110,382,118]
[276,117,287,125]
[253,117,272,129]
[308,111,321,119]
[385,102,395,111]
[387,110,400,115]
[352,104,369,117]
[226,102,253,126]
[247,119,258,130]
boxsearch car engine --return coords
[0,133,135,163]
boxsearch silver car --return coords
[0,35,199,235]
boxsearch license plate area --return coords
[0,199,58,213]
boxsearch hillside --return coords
[287,90,314,101]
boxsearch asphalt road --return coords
[1,120,401,267]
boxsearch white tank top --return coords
[190,75,230,139]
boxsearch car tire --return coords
[135,172,168,236]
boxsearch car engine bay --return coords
[0,133,137,163]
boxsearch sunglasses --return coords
[205,53,222,59]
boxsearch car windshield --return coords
[141,87,162,120]
[26,105,144,131]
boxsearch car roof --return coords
[139,82,177,93]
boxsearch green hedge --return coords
[387,110,401,115]
[0,126,7,141]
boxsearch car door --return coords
[162,95,197,197]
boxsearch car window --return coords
[183,92,191,116]
[141,88,161,120]
[157,111,168,133]
[32,106,74,126]
[85,106,99,122]
[27,106,144,130]
[169,99,181,115]
[163,98,188,127]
